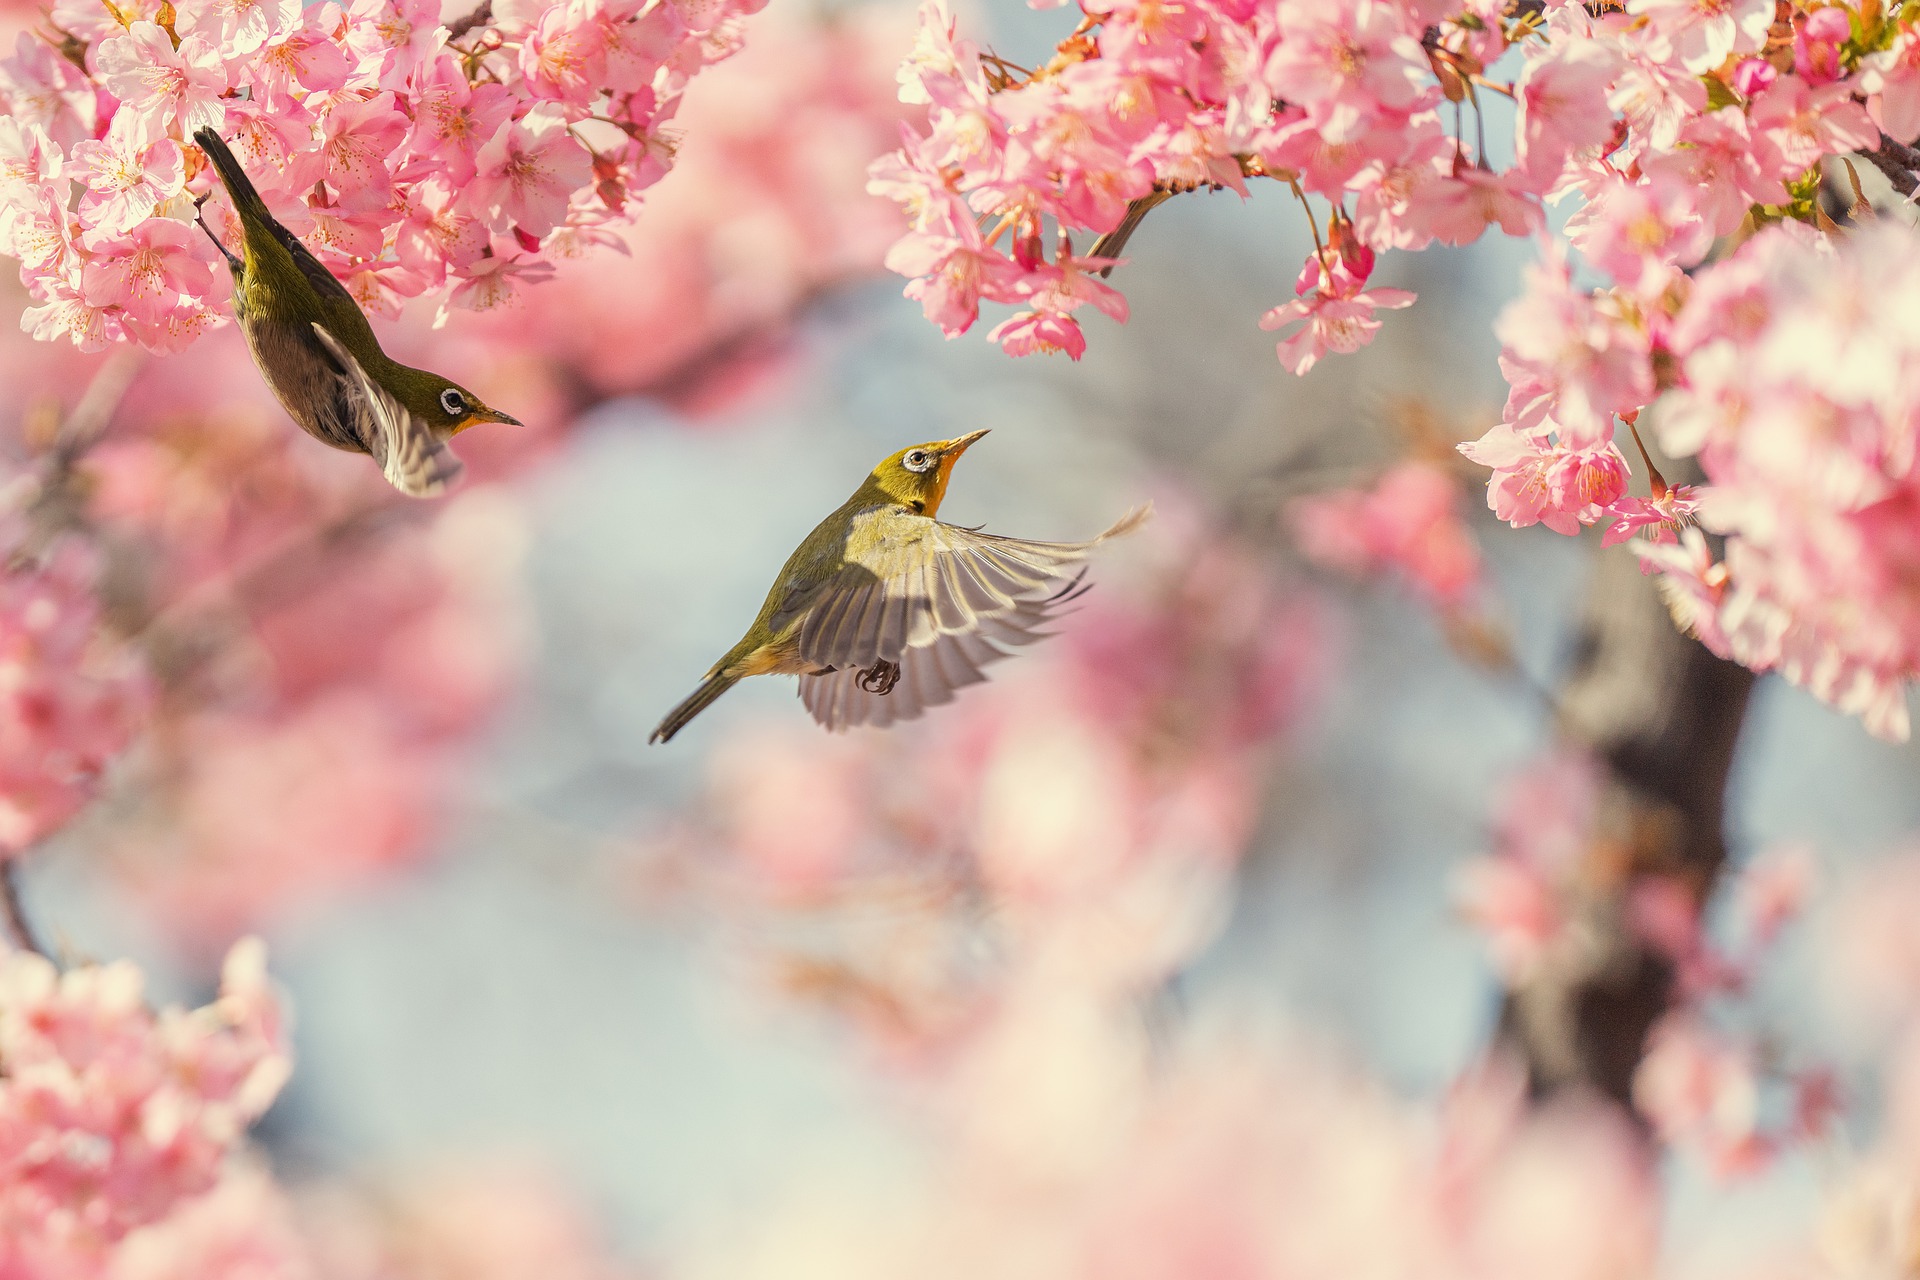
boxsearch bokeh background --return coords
[8,0,1920,1273]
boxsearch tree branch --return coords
[1860,134,1920,198]
[446,1,492,40]
[0,860,47,958]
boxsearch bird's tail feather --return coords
[650,672,740,744]
[193,128,272,222]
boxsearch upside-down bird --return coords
[192,128,520,497]
[650,429,1148,743]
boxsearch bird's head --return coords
[867,429,989,517]
[388,365,522,436]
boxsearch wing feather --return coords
[309,324,463,497]
[793,504,1148,730]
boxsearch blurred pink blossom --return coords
[1289,460,1484,610]
[0,938,289,1271]
[1634,1014,1773,1178]
[1456,750,1599,981]
[0,539,149,858]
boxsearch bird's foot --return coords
[857,659,900,696]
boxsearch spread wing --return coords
[309,324,463,498]
[793,505,1149,731]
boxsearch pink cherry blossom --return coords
[1628,0,1773,76]
[5,193,81,277]
[520,1,614,104]
[1264,0,1432,144]
[319,92,410,199]
[69,122,184,239]
[987,307,1092,359]
[1634,1015,1773,1178]
[1731,55,1777,99]
[0,31,99,148]
[254,12,354,95]
[1607,43,1708,150]
[181,0,301,57]
[80,220,218,329]
[345,0,447,91]
[1747,74,1879,176]
[470,108,595,240]
[92,23,229,149]
[983,255,1130,359]
[0,938,289,1262]
[402,57,514,187]
[1514,38,1621,182]
[1641,108,1788,238]
[1863,28,1920,143]
[395,177,490,285]
[0,0,820,354]
[889,221,1026,336]
[1409,168,1544,247]
[0,118,61,207]
[445,252,558,313]
[22,283,125,352]
[1792,5,1851,86]
[1260,256,1414,376]
[1493,252,1652,447]
[1458,422,1632,536]
[1637,223,1920,740]
[1730,842,1816,953]
[1633,528,1733,655]
[1601,483,1703,547]
[1569,172,1714,294]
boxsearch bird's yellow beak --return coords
[455,408,522,434]
[940,428,989,457]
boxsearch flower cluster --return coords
[468,3,913,403]
[0,532,149,858]
[1635,223,1920,743]
[0,938,290,1274]
[1434,0,1883,562]
[873,0,1901,370]
[872,0,1491,361]
[0,0,771,351]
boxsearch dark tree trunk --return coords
[1497,544,1756,1107]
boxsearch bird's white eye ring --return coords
[904,449,933,473]
[440,388,468,416]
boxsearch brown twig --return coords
[0,860,47,958]
[446,0,492,40]
[1860,134,1920,197]
[1089,190,1176,278]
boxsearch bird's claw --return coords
[857,660,900,696]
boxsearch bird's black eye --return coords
[904,449,933,473]
[440,388,468,416]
